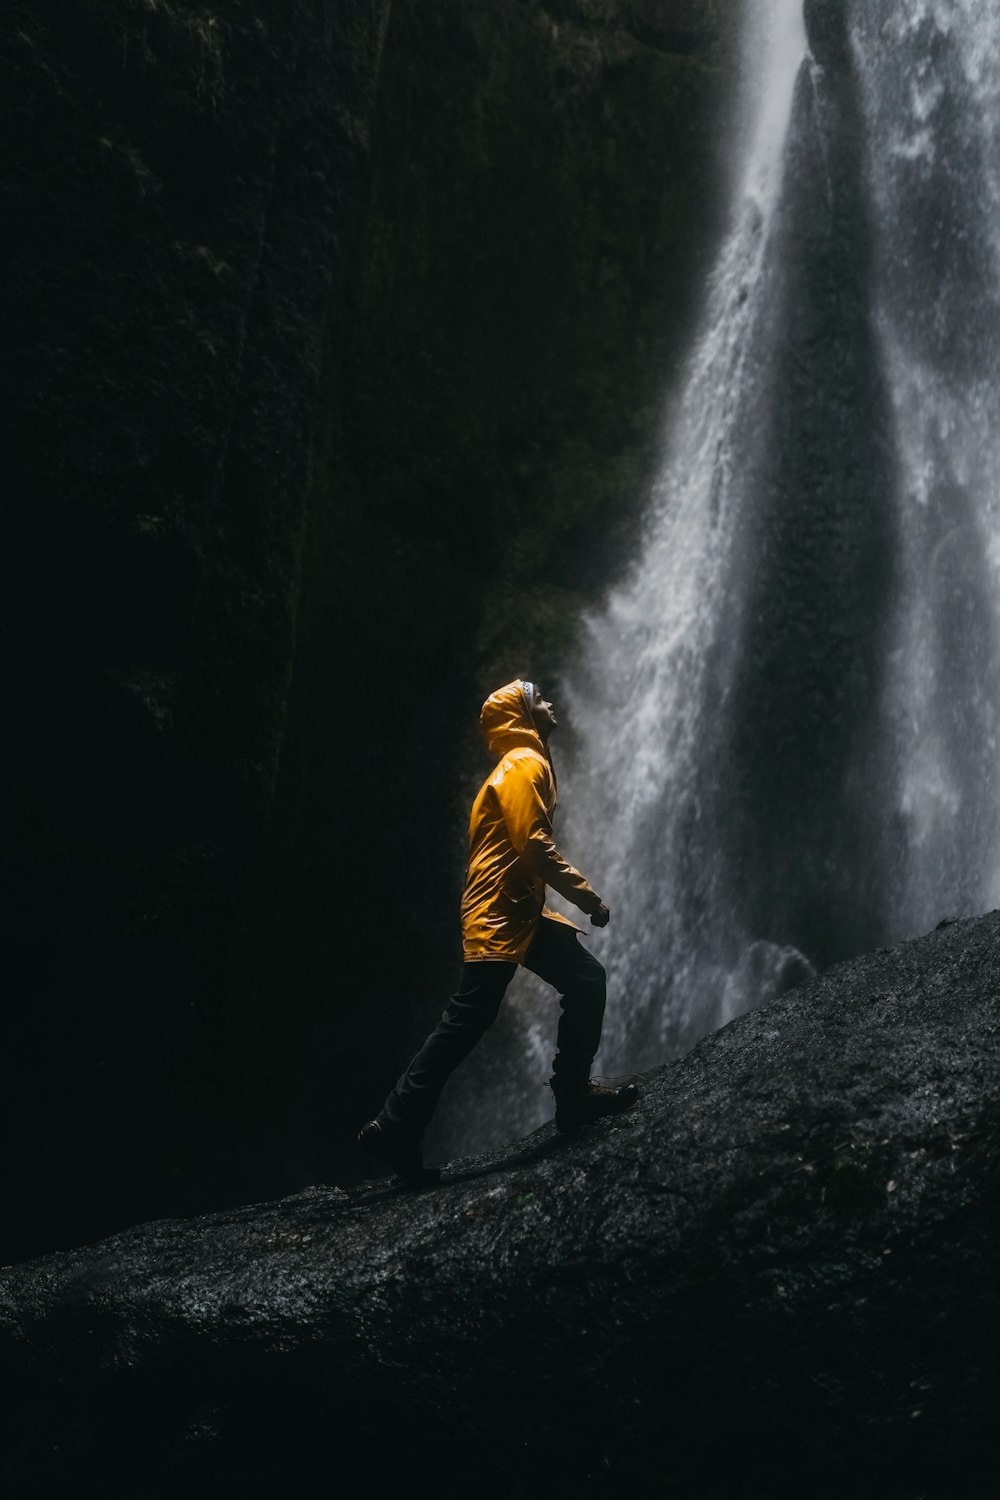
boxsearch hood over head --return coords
[480,679,546,760]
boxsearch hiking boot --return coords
[551,1078,640,1134]
[357,1116,441,1188]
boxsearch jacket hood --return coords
[480,679,547,760]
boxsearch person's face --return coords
[531,689,557,736]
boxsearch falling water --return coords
[552,0,1000,1076]
[851,0,1000,938]
[553,0,813,1071]
[434,0,1000,1160]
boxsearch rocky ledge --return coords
[2,913,997,1497]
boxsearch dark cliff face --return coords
[3,0,396,1259]
[2,912,996,1497]
[2,1,733,1258]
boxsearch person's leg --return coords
[523,917,607,1087]
[380,959,517,1137]
[524,917,638,1131]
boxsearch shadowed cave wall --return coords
[2,0,734,1261]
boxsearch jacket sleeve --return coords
[494,755,602,914]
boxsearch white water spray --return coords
[435,0,1000,1164]
[852,0,1000,936]
[551,0,811,1069]
[554,0,1000,1080]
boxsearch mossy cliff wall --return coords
[2,0,734,1258]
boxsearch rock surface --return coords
[3,912,996,1497]
[2,0,395,1257]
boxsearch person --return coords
[358,677,638,1186]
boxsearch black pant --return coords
[382,916,607,1136]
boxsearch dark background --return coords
[2,0,734,1263]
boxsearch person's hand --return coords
[590,900,610,928]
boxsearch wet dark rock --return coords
[805,0,852,73]
[549,0,724,54]
[2,0,395,1259]
[2,911,996,1497]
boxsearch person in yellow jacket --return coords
[358,678,638,1186]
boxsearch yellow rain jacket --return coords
[460,680,602,963]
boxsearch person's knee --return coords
[578,953,606,996]
[444,975,508,1035]
[564,955,606,1013]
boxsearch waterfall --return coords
[552,0,1000,1076]
[851,0,1000,939]
[553,0,813,1071]
[431,0,1000,1163]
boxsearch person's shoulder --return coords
[505,745,548,772]
[491,745,548,784]
[499,746,551,788]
